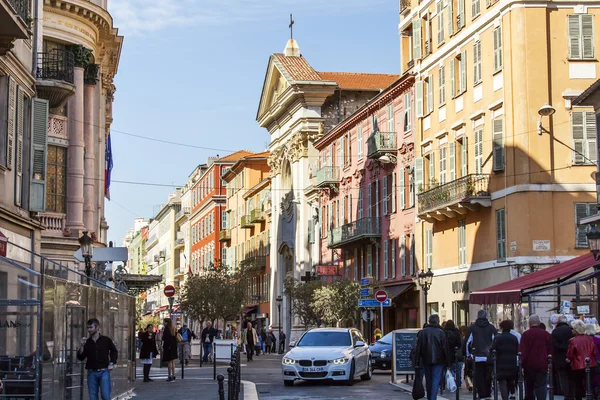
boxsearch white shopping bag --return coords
[446,370,457,393]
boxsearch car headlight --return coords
[380,351,387,359]
[283,357,296,365]
[329,357,349,365]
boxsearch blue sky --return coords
[106,0,401,246]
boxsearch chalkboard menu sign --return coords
[393,329,419,374]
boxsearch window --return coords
[496,209,506,261]
[474,128,483,174]
[357,125,363,159]
[426,75,434,114]
[572,111,597,164]
[458,219,466,267]
[46,145,67,213]
[391,239,396,279]
[367,246,373,277]
[439,145,447,184]
[439,65,446,106]
[399,168,406,210]
[404,93,411,132]
[409,169,415,207]
[450,51,467,97]
[383,176,388,215]
[357,186,364,220]
[493,117,505,171]
[449,142,456,181]
[472,0,481,18]
[400,235,406,276]
[437,1,445,45]
[568,14,594,60]
[391,173,396,213]
[493,27,503,72]
[427,302,440,317]
[383,240,389,280]
[412,18,422,60]
[456,0,465,30]
[221,248,227,267]
[575,203,597,248]
[425,229,433,270]
[473,41,482,85]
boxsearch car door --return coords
[350,330,366,374]
[354,330,369,373]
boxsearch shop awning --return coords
[470,253,599,305]
[243,306,257,314]
[383,283,414,299]
[152,305,168,316]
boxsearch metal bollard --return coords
[213,342,217,380]
[455,347,460,400]
[200,342,203,368]
[517,352,524,400]
[227,367,234,400]
[181,351,185,379]
[585,358,592,400]
[231,343,234,359]
[472,347,477,400]
[237,349,242,399]
[547,355,553,400]
[217,374,225,400]
[492,350,498,400]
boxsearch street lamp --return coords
[276,295,283,354]
[587,224,600,261]
[418,269,434,320]
[79,231,94,282]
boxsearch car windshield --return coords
[296,331,351,347]
[376,332,393,345]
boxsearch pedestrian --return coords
[415,314,448,400]
[490,320,519,400]
[201,321,217,363]
[465,310,496,399]
[139,324,158,382]
[255,326,262,356]
[266,330,273,354]
[374,328,383,341]
[162,318,178,382]
[279,331,286,354]
[177,323,196,365]
[260,328,267,354]
[241,321,258,361]
[460,325,473,392]
[76,318,118,400]
[519,314,552,400]
[591,324,600,399]
[567,320,597,400]
[444,320,463,390]
[270,330,277,353]
[552,314,573,400]
[225,324,232,340]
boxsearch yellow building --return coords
[400,0,600,326]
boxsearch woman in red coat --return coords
[567,320,597,400]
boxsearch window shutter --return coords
[496,209,506,260]
[473,41,481,84]
[493,118,505,171]
[383,176,388,215]
[410,233,415,275]
[391,173,396,213]
[368,183,372,218]
[375,180,380,218]
[358,187,363,220]
[494,27,503,72]
[426,229,433,270]
[404,93,411,132]
[416,80,424,118]
[429,152,435,186]
[586,112,597,163]
[461,138,468,176]
[6,78,16,170]
[357,125,363,159]
[15,90,24,207]
[308,219,314,244]
[448,0,454,36]
[440,146,447,184]
[459,220,466,267]
[582,14,594,59]
[391,239,396,279]
[475,129,483,174]
[427,75,434,114]
[341,136,345,166]
[412,19,422,60]
[472,0,480,17]
[458,0,465,29]
[399,168,406,210]
[450,58,456,97]
[29,98,49,212]
[437,2,444,44]
[400,235,406,276]
[388,103,394,133]
[460,51,467,93]
[415,157,424,193]
[384,240,389,279]
[439,65,445,105]
[572,111,585,164]
[449,142,456,181]
[568,15,581,59]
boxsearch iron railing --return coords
[36,49,75,83]
[240,215,253,228]
[8,0,29,22]
[219,229,231,241]
[417,174,490,215]
[315,166,340,187]
[328,217,381,248]
[240,255,266,269]
[249,208,264,223]
[367,131,396,159]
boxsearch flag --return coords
[105,132,113,200]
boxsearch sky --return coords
[105,0,401,246]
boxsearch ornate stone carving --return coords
[289,129,322,162]
[365,159,381,179]
[404,222,413,234]
[399,142,415,167]
[84,64,99,85]
[268,147,283,175]
[0,37,16,56]
[66,44,92,68]
[352,169,365,186]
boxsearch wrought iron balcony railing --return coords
[8,0,29,22]
[36,49,75,84]
[328,217,381,248]
[367,131,397,159]
[417,174,491,216]
[240,215,253,228]
[315,166,340,188]
[219,229,231,242]
[250,208,265,223]
[240,255,267,269]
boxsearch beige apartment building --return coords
[400,0,600,325]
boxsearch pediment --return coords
[257,57,292,122]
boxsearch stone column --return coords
[83,66,98,232]
[66,66,85,234]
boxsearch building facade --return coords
[222,152,271,328]
[400,0,600,325]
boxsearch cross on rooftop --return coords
[289,14,294,40]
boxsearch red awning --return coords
[152,305,168,316]
[470,253,598,305]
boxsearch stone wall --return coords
[322,90,380,133]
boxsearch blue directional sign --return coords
[360,288,371,297]
[360,278,371,286]
[358,298,391,307]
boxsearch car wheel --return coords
[346,360,355,386]
[283,380,294,387]
[361,360,372,381]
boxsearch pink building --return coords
[314,74,419,331]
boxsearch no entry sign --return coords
[375,290,388,303]
[164,285,176,297]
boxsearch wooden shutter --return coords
[496,209,506,260]
[416,80,424,118]
[383,176,388,215]
[458,220,466,266]
[340,136,345,167]
[15,89,24,206]
[415,157,424,193]
[357,125,363,158]
[493,118,505,171]
[474,41,482,83]
[582,14,594,59]
[472,0,480,17]
[475,129,483,173]
[426,229,433,270]
[29,98,49,212]
[568,15,581,59]
[404,93,411,131]
[358,186,363,219]
[586,111,597,163]
[399,168,406,210]
[391,239,396,279]
[439,65,445,105]
[439,146,447,184]
[460,50,467,93]
[449,142,456,181]
[458,0,465,29]
[437,1,444,44]
[429,152,435,186]
[450,58,456,97]
[391,172,396,213]
[494,27,503,72]
[461,138,468,176]
[447,0,454,36]
[388,104,394,133]
[427,75,434,114]
[410,233,415,275]
[6,78,16,170]
[413,19,422,60]
[367,183,372,218]
[400,235,406,276]
[375,180,380,218]
[384,240,389,279]
[572,111,585,164]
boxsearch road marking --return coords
[242,380,259,400]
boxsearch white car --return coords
[281,328,372,386]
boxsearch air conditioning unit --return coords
[159,250,166,259]
[153,255,159,262]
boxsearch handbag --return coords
[176,333,183,343]
[446,370,457,393]
[412,375,425,399]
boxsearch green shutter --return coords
[496,209,506,261]
[439,65,445,105]
[494,27,503,72]
[429,152,435,186]
[437,2,444,44]
[450,58,456,98]
[416,80,424,118]
[582,14,594,59]
[458,0,465,29]
[29,98,49,212]
[15,89,24,207]
[568,15,581,59]
[493,118,505,171]
[383,176,388,215]
[399,168,405,209]
[391,173,397,213]
[460,50,467,93]
[449,142,456,180]
[427,75,434,114]
[415,157,424,193]
[448,0,454,36]
[572,111,585,164]
[6,78,16,170]
[413,19,422,60]
[461,137,468,177]
[586,111,597,163]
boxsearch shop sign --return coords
[560,300,571,314]
[316,265,337,276]
[532,240,551,252]
[452,280,469,294]
[577,305,590,315]
[0,320,31,328]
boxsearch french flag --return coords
[105,133,113,200]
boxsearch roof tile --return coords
[218,150,254,162]
[272,54,323,82]
[317,72,399,90]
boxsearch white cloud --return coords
[109,0,388,36]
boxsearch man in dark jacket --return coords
[520,314,552,400]
[465,310,496,399]
[551,315,572,400]
[415,314,448,400]
[201,321,218,363]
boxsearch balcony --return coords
[175,207,190,222]
[219,229,231,242]
[36,49,76,108]
[250,208,265,223]
[240,215,254,229]
[240,255,267,270]
[39,212,66,238]
[417,174,491,222]
[328,217,381,248]
[0,0,29,55]
[367,131,397,160]
[315,166,340,191]
[146,233,158,249]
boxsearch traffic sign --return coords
[164,285,176,297]
[362,310,375,322]
[360,277,371,286]
[358,298,391,307]
[360,288,371,297]
[375,290,388,302]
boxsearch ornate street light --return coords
[418,269,434,320]
[586,224,600,261]
[276,295,283,354]
[78,231,94,281]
